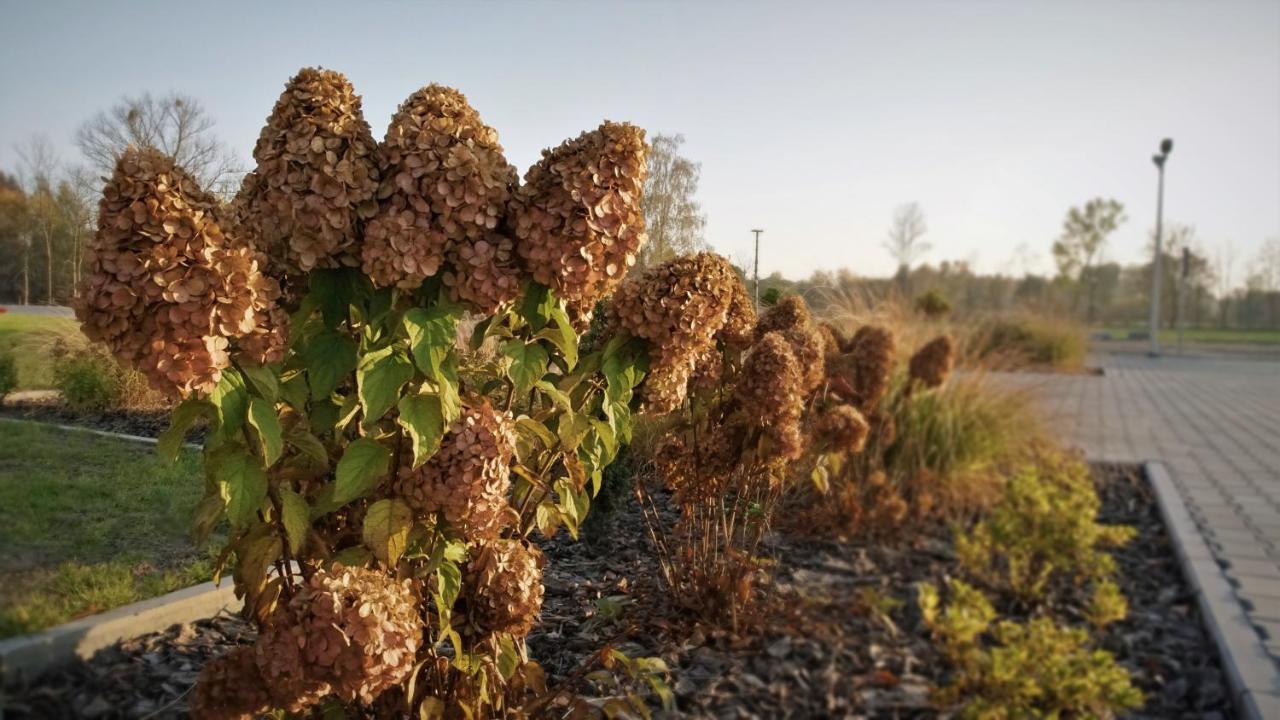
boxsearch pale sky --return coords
[2,0,1277,282]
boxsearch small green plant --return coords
[919,579,1142,718]
[0,352,16,401]
[914,289,951,319]
[51,346,122,411]
[955,450,1136,603]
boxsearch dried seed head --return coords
[73,147,266,398]
[909,335,955,389]
[395,403,516,541]
[607,252,748,413]
[752,295,825,394]
[814,404,870,455]
[189,647,272,720]
[442,232,522,314]
[754,295,810,338]
[512,121,648,306]
[236,67,380,275]
[735,332,805,461]
[466,539,545,638]
[817,322,844,360]
[255,566,424,711]
[830,325,896,412]
[361,85,518,292]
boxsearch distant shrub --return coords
[955,448,1135,603]
[919,578,1143,718]
[914,289,951,319]
[0,353,16,401]
[52,346,121,411]
[973,315,1087,371]
[761,287,782,307]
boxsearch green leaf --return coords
[518,283,554,331]
[542,304,579,370]
[310,267,372,329]
[398,393,447,469]
[356,346,414,426]
[279,488,310,555]
[362,498,414,567]
[247,398,284,466]
[305,330,358,400]
[279,371,309,412]
[437,353,461,424]
[333,438,391,505]
[435,560,462,617]
[332,545,373,569]
[536,380,573,411]
[241,364,279,402]
[158,398,211,462]
[469,315,495,351]
[210,447,267,530]
[503,340,549,395]
[285,427,329,468]
[557,410,592,451]
[404,304,461,381]
[190,492,225,548]
[209,368,248,437]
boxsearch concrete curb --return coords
[0,415,198,450]
[1145,461,1280,720]
[0,581,239,686]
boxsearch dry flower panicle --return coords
[189,647,272,720]
[814,403,871,455]
[74,147,265,398]
[467,539,545,638]
[512,121,648,306]
[735,331,806,461]
[832,324,896,412]
[395,403,517,540]
[361,85,518,296]
[909,334,955,389]
[235,67,380,274]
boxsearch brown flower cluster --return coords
[466,539,546,638]
[608,252,752,413]
[74,147,270,398]
[734,332,806,461]
[361,85,519,302]
[235,67,380,274]
[814,403,871,455]
[512,121,648,306]
[652,430,739,504]
[909,335,955,389]
[253,566,424,712]
[442,231,523,314]
[756,296,826,394]
[829,325,896,412]
[395,403,516,540]
[189,647,272,720]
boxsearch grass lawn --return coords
[1097,326,1280,346]
[0,420,211,638]
[0,313,83,391]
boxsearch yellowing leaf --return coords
[363,498,414,567]
[333,438,390,504]
[247,397,284,467]
[279,488,310,555]
[398,393,446,468]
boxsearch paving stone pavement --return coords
[999,349,1280,715]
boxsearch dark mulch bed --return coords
[1093,463,1234,720]
[2,464,1234,719]
[0,398,179,440]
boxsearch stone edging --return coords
[1145,461,1280,719]
[0,415,197,449]
[0,581,240,687]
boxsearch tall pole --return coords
[1149,139,1173,357]
[751,228,763,311]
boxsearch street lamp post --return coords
[1149,138,1173,357]
[751,228,763,311]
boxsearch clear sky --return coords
[2,0,1277,282]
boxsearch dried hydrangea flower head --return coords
[817,322,844,360]
[909,334,955,389]
[754,295,825,394]
[608,252,747,413]
[361,84,519,299]
[236,67,380,274]
[466,539,546,638]
[189,646,272,720]
[653,430,739,504]
[830,324,896,412]
[74,147,263,398]
[734,331,806,461]
[720,279,758,348]
[395,403,517,540]
[254,566,424,711]
[443,231,523,314]
[512,121,648,306]
[813,403,870,455]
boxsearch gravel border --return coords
[1146,461,1280,719]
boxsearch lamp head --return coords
[1160,138,1174,155]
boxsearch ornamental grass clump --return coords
[77,67,664,719]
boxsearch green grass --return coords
[0,420,210,638]
[0,313,83,391]
[969,315,1088,372]
[1097,326,1280,346]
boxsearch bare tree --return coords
[58,165,98,295]
[1248,237,1280,291]
[16,136,62,305]
[1213,240,1236,327]
[638,134,707,268]
[884,202,930,271]
[1052,197,1125,321]
[76,91,241,193]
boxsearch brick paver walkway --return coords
[1004,351,1280,659]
